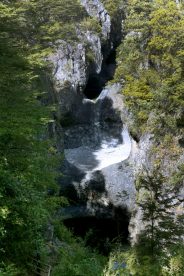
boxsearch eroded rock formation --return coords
[47,0,152,244]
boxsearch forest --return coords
[0,0,184,275]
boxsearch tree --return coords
[0,1,60,273]
[135,164,184,266]
[0,0,101,273]
[114,0,184,138]
[114,0,154,136]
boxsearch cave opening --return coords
[63,207,130,255]
[83,49,116,100]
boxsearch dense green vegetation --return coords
[0,1,60,274]
[110,0,184,275]
[51,222,106,276]
[115,0,184,140]
[0,0,103,275]
[102,0,125,17]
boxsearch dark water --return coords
[64,207,129,255]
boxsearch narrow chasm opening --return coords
[63,207,129,255]
[84,49,116,99]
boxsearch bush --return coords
[51,223,106,276]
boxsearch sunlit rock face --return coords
[47,6,108,120]
[81,0,111,39]
[47,0,112,111]
[48,32,103,118]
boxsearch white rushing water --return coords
[93,128,131,170]
[64,128,132,172]
[65,84,132,173]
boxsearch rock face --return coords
[49,31,103,91]
[48,0,145,241]
[48,33,102,119]
[58,79,153,241]
[81,0,111,39]
[62,84,136,213]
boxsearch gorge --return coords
[48,0,137,251]
[1,0,184,274]
[49,1,184,274]
[60,47,133,251]
[49,0,184,258]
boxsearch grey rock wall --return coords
[47,0,117,120]
[61,83,137,216]
[81,0,111,39]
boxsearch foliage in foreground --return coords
[51,223,106,276]
[104,162,184,276]
[0,0,103,274]
[104,245,184,276]
[0,1,61,274]
[110,2,184,273]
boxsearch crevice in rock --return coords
[63,207,130,255]
[84,49,116,99]
[60,8,133,256]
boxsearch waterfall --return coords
[94,128,131,171]
[64,84,132,173]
